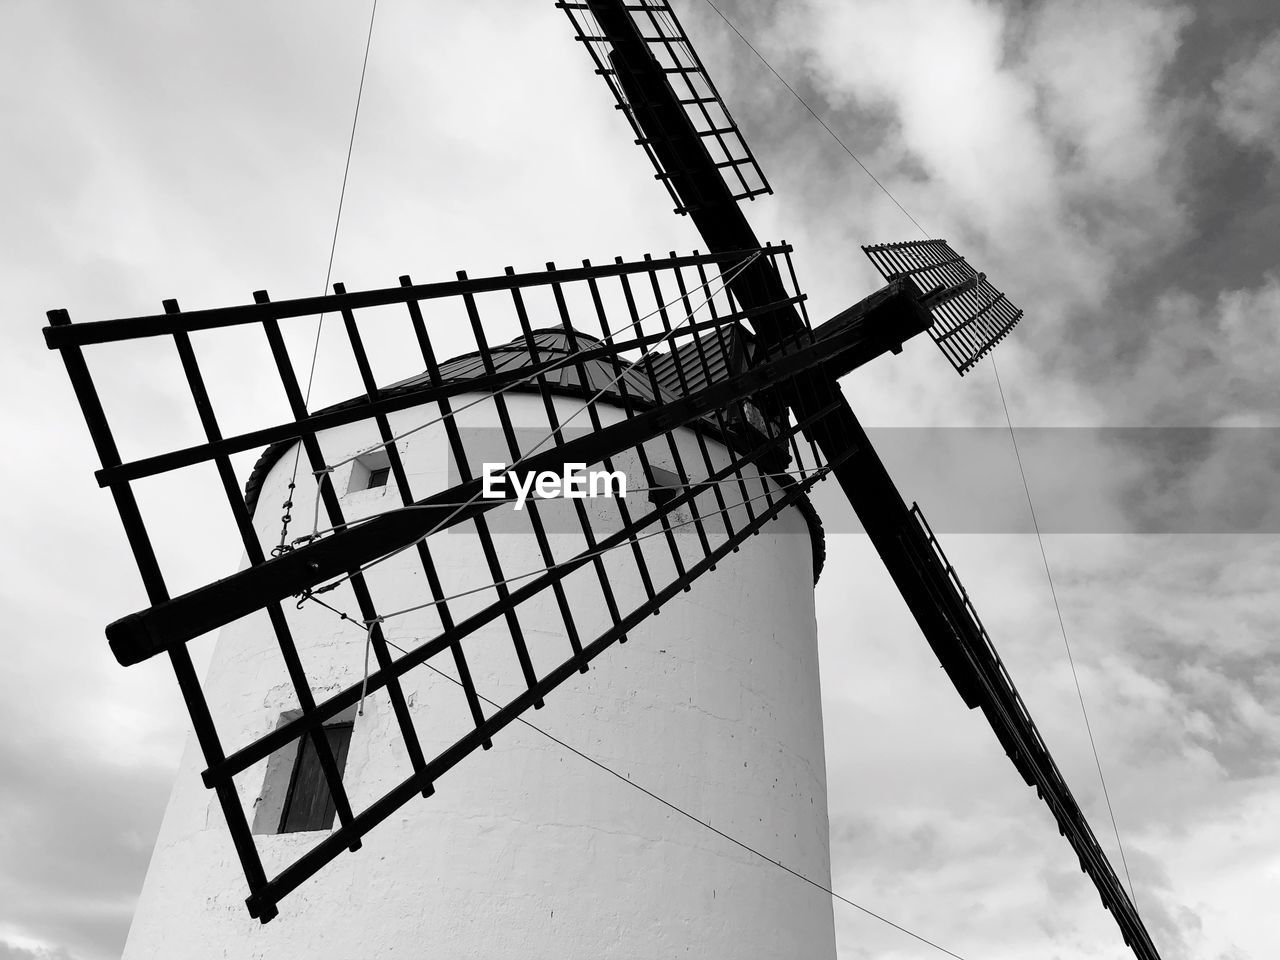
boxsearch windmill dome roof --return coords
[383,327,678,408]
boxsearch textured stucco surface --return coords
[124,393,836,959]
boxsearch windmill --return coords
[42,1,1160,958]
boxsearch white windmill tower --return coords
[119,312,839,958]
[43,2,1164,959]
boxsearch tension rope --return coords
[702,0,1141,912]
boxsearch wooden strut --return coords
[584,2,1161,958]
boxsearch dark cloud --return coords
[0,720,173,960]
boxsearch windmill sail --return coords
[864,238,1025,374]
[559,0,770,214]
[43,245,933,920]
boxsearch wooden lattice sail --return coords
[45,247,936,922]
[864,238,1025,374]
[559,0,770,214]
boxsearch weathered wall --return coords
[124,392,836,959]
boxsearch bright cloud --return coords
[1215,31,1280,158]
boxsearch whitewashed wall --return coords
[124,391,836,960]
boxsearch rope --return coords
[701,0,1142,916]
[357,617,379,716]
[370,646,971,960]
[989,358,1139,907]
[311,466,333,542]
[276,0,380,553]
[699,0,931,239]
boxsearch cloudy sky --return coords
[2,1,1278,958]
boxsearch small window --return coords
[347,455,392,494]
[647,465,681,509]
[279,722,354,833]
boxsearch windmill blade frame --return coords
[559,0,771,214]
[864,239,1025,375]
[43,244,938,921]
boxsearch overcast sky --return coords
[2,1,1278,959]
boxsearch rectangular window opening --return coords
[278,721,354,834]
[647,465,681,510]
[347,452,393,494]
